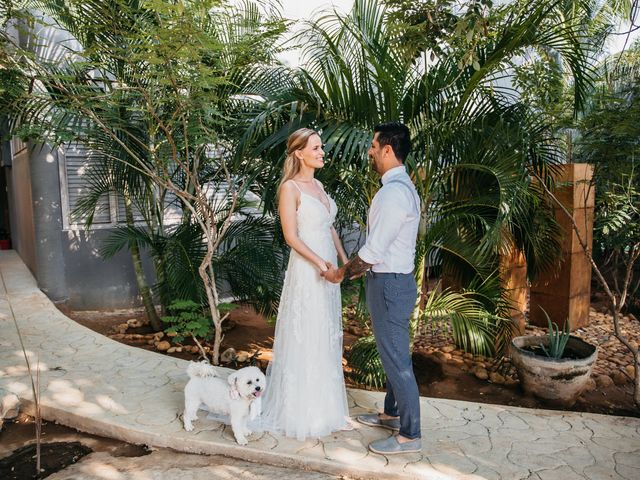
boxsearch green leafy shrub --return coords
[161,300,212,344]
[348,335,386,389]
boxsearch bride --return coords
[260,128,351,440]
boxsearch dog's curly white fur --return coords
[183,362,265,445]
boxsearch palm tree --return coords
[237,0,595,356]
[2,0,287,362]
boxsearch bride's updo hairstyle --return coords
[279,128,319,189]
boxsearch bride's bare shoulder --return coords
[278,181,301,209]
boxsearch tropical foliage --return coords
[0,0,287,363]
[236,0,601,358]
[570,41,640,404]
[575,42,640,310]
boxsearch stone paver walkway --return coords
[1,250,639,480]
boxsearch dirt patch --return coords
[0,442,91,479]
[0,414,150,479]
[64,303,639,418]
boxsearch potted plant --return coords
[0,228,10,250]
[510,311,598,407]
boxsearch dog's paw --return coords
[184,422,194,432]
[244,429,253,437]
[235,435,248,445]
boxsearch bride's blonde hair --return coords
[279,128,319,190]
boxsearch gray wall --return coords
[1,16,153,310]
[60,229,155,310]
[29,147,154,309]
[7,148,37,276]
[1,134,153,310]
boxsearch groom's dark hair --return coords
[374,122,411,162]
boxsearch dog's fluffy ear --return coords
[228,372,240,400]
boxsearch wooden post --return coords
[530,164,595,330]
[500,248,528,334]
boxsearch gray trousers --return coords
[365,270,421,439]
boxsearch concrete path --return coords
[1,250,639,480]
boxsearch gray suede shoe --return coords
[356,413,400,432]
[369,435,422,455]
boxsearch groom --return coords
[322,121,421,455]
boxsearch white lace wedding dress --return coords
[260,184,350,440]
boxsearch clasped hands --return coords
[319,260,364,283]
[320,261,344,284]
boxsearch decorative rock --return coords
[221,348,237,364]
[255,351,273,363]
[166,331,177,338]
[584,377,597,392]
[463,352,474,360]
[474,367,489,380]
[595,374,613,388]
[436,351,452,361]
[504,377,519,386]
[236,351,250,363]
[156,341,171,351]
[442,345,456,353]
[116,323,129,333]
[489,372,505,385]
[167,347,176,354]
[126,318,144,328]
[175,347,183,353]
[1,389,20,429]
[154,332,165,340]
[613,371,629,386]
[625,365,636,378]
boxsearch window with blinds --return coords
[58,143,187,229]
[60,143,115,228]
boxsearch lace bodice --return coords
[296,191,336,232]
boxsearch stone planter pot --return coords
[510,335,598,407]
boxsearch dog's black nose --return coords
[255,386,261,391]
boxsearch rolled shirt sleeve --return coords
[358,187,409,265]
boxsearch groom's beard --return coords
[370,156,381,174]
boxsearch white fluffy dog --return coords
[183,361,265,445]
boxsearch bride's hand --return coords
[318,260,331,272]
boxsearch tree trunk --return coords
[635,352,640,407]
[200,252,222,365]
[124,192,162,331]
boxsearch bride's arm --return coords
[330,226,348,265]
[279,181,331,272]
